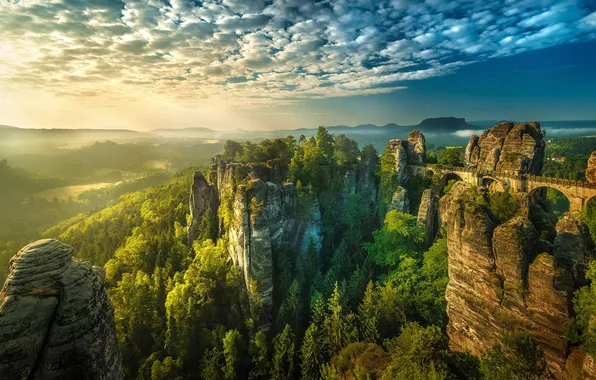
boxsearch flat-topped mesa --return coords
[0,239,122,380]
[388,130,427,185]
[465,121,545,175]
[440,181,596,378]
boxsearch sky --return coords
[1,0,596,131]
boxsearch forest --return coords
[18,127,594,380]
[2,129,596,379]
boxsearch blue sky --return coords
[0,0,595,130]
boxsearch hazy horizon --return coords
[1,1,596,131]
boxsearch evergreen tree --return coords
[323,282,357,356]
[271,324,296,380]
[310,291,326,327]
[201,347,224,380]
[248,331,270,380]
[223,329,242,380]
[358,281,380,344]
[300,323,324,380]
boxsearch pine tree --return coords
[201,347,223,380]
[271,324,296,380]
[248,331,270,380]
[310,291,326,327]
[323,282,357,356]
[358,281,380,344]
[223,329,242,380]
[300,323,324,380]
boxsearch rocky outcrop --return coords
[417,188,439,247]
[188,171,219,244]
[586,152,596,184]
[388,130,427,186]
[0,239,122,380]
[553,214,595,286]
[440,182,588,378]
[357,153,379,204]
[465,121,545,174]
[566,348,596,379]
[389,186,409,213]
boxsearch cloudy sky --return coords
[1,0,596,131]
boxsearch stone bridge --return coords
[410,164,596,214]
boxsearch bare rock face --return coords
[188,171,219,245]
[417,188,439,247]
[565,348,596,379]
[407,130,426,165]
[465,121,545,174]
[440,182,579,377]
[388,130,427,186]
[389,186,409,213]
[586,152,596,184]
[554,214,595,286]
[357,153,379,204]
[0,239,122,380]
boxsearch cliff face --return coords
[388,130,426,185]
[440,182,594,378]
[0,239,122,380]
[188,171,219,244]
[465,121,545,174]
[417,188,439,248]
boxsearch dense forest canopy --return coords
[3,128,596,379]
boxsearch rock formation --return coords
[417,188,439,247]
[389,186,409,213]
[465,121,545,174]
[0,239,122,380]
[586,152,596,184]
[388,130,427,186]
[440,181,595,378]
[188,171,219,244]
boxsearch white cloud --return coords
[0,0,594,109]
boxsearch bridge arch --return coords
[482,176,506,193]
[529,186,570,219]
[439,172,464,195]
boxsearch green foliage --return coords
[249,331,270,380]
[489,190,519,222]
[438,148,462,167]
[365,210,425,273]
[300,323,324,380]
[379,145,398,205]
[333,134,360,169]
[323,283,358,356]
[570,261,596,355]
[382,322,449,380]
[327,342,391,379]
[223,329,243,380]
[272,324,297,380]
[358,281,380,344]
[480,330,549,380]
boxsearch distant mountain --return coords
[151,127,220,138]
[0,125,17,129]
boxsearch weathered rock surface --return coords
[188,171,219,244]
[389,186,409,213]
[440,182,584,378]
[465,121,545,174]
[587,152,596,184]
[357,153,379,204]
[553,214,595,286]
[0,239,122,380]
[388,130,427,186]
[417,188,439,247]
[565,348,596,379]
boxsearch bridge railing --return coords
[421,164,596,190]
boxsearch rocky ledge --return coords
[0,239,122,380]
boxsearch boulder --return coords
[0,240,122,380]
